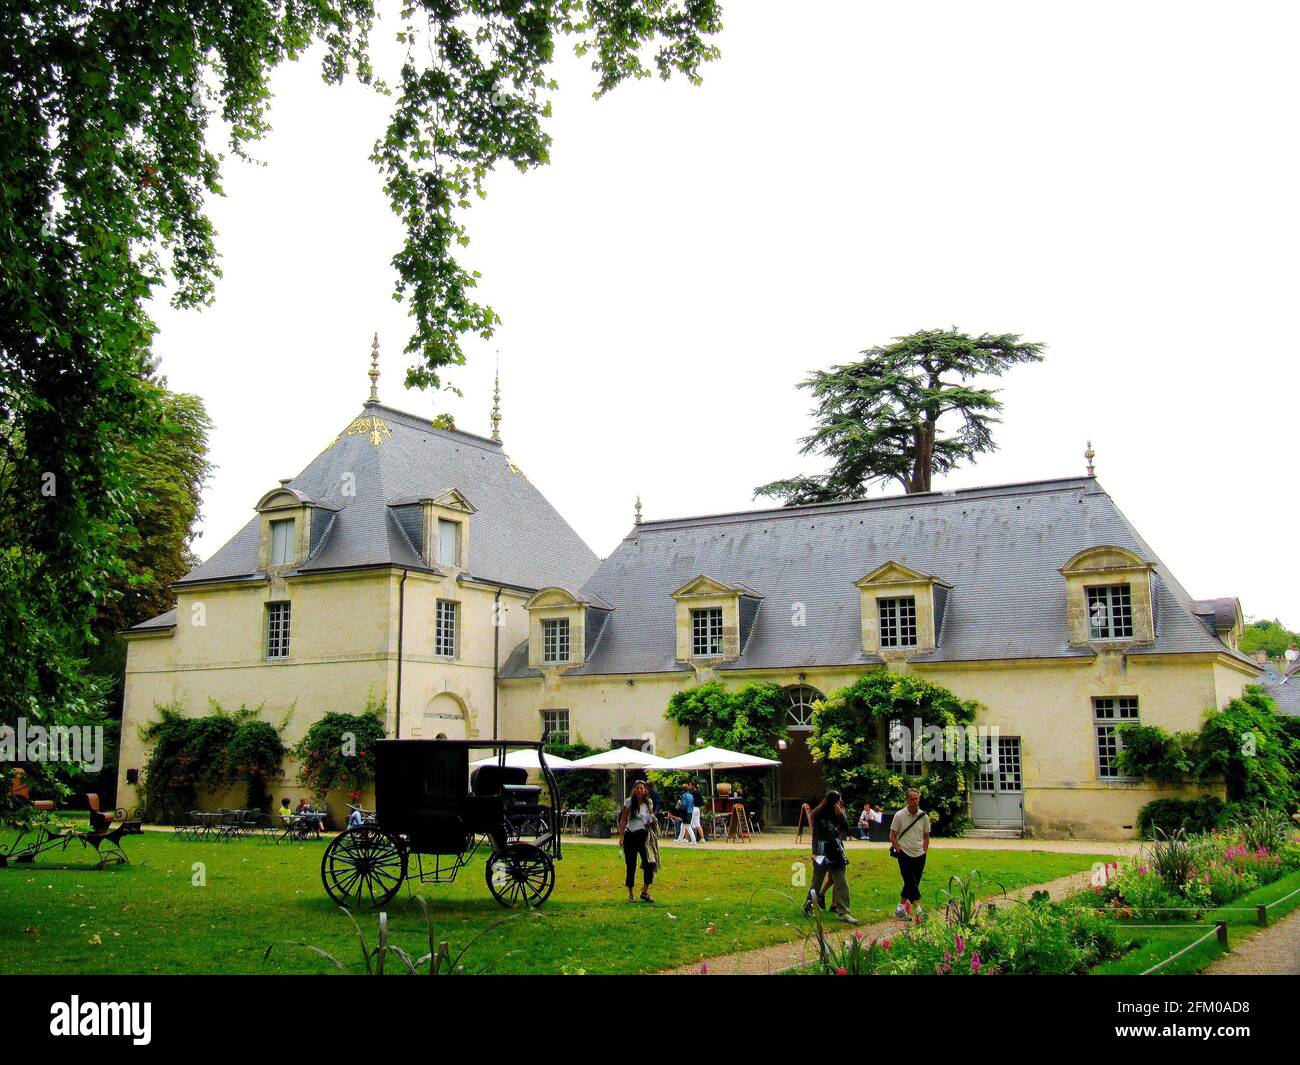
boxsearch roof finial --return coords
[634,495,642,525]
[367,333,381,405]
[490,354,501,442]
[1084,439,1096,477]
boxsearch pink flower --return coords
[852,930,864,941]
[970,953,981,974]
[698,963,709,975]
[881,939,893,951]
[903,900,912,913]
[835,967,848,976]
[954,933,965,956]
[943,951,952,962]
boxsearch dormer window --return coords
[1087,584,1133,640]
[269,519,296,567]
[855,563,947,656]
[691,607,724,657]
[437,518,462,568]
[1060,546,1155,647]
[878,596,918,648]
[542,617,571,664]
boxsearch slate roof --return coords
[134,403,598,625]
[1255,662,1300,716]
[502,476,1259,678]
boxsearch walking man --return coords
[890,788,929,918]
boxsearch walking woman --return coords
[802,789,859,924]
[618,780,657,903]
[890,788,930,918]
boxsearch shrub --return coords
[1117,724,1196,783]
[1229,806,1292,853]
[141,701,286,818]
[544,739,610,809]
[583,794,617,833]
[223,719,285,811]
[1195,688,1295,810]
[291,700,386,798]
[1137,797,1225,837]
[664,681,789,808]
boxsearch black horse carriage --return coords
[320,738,562,909]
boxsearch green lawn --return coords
[1091,868,1300,976]
[0,833,1115,975]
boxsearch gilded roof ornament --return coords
[367,333,380,405]
[490,359,502,442]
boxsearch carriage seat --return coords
[469,765,528,798]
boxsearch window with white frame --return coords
[691,607,724,657]
[885,717,923,775]
[437,518,461,568]
[1094,696,1139,778]
[541,709,569,745]
[541,618,570,663]
[878,596,918,648]
[269,518,295,566]
[1087,584,1133,640]
[784,685,824,729]
[435,599,458,658]
[266,602,291,659]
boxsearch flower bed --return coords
[1077,814,1300,922]
[803,811,1300,976]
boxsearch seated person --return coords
[854,802,883,839]
[347,805,363,828]
[279,798,294,823]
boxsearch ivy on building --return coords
[141,701,287,817]
[808,673,982,835]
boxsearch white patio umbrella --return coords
[662,745,781,807]
[567,745,673,800]
[468,748,577,770]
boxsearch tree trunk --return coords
[910,421,934,493]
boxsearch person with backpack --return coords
[889,788,930,918]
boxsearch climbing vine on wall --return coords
[808,672,982,834]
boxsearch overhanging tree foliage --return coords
[755,328,1045,503]
[1,2,721,819]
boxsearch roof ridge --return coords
[363,403,503,451]
[631,476,1102,532]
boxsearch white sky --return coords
[148,0,1298,624]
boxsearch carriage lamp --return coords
[778,739,788,751]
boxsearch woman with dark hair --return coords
[618,779,657,903]
[803,790,858,924]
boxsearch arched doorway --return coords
[777,685,825,824]
[420,692,468,741]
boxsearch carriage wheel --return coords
[485,842,555,908]
[321,825,407,908]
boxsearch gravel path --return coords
[1202,907,1300,976]
[660,866,1101,975]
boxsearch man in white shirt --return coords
[889,788,930,918]
[854,802,882,840]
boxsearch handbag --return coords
[889,812,926,859]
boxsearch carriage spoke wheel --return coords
[321,826,407,908]
[485,842,555,908]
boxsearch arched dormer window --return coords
[1059,545,1156,647]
